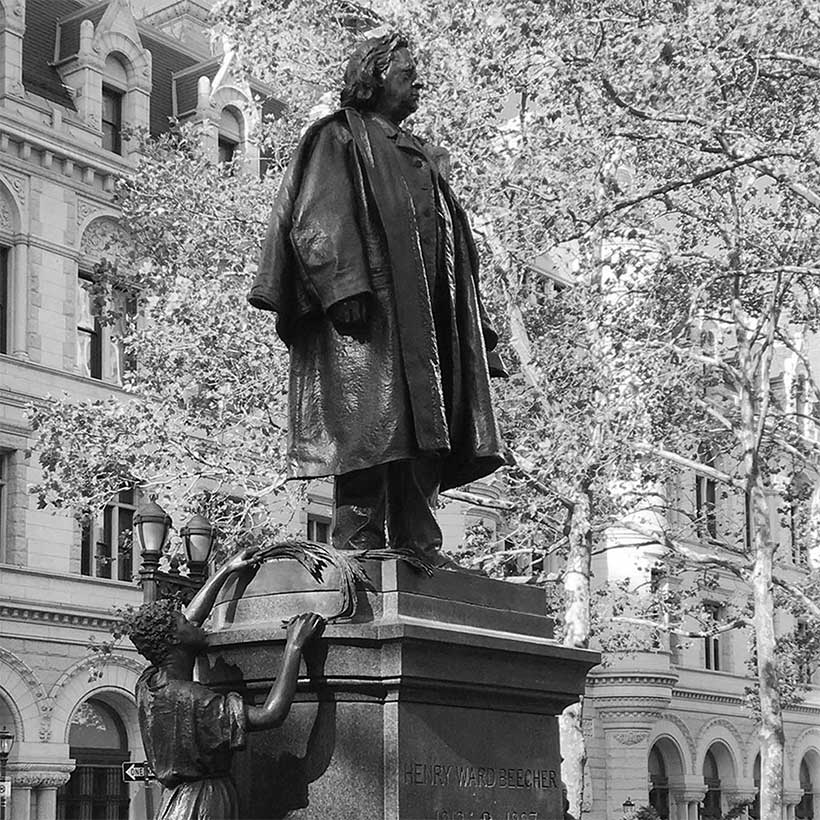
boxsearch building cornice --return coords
[0,358,132,401]
[0,110,127,191]
[0,602,121,630]
[672,687,744,706]
[588,673,679,687]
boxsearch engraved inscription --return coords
[435,812,539,819]
[403,762,558,790]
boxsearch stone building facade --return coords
[2,3,817,820]
[0,2,278,818]
[0,4,501,819]
[578,480,820,820]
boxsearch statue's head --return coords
[340,33,421,123]
[121,599,206,665]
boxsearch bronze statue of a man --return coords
[126,549,324,820]
[250,34,508,564]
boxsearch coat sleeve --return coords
[289,123,373,311]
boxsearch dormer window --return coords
[218,136,236,165]
[101,54,128,155]
[218,106,242,168]
[102,85,124,154]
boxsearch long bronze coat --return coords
[249,108,507,491]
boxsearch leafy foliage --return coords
[27,1,820,814]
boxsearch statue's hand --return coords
[328,295,369,340]
[285,612,326,649]
[225,546,260,573]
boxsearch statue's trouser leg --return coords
[386,455,443,561]
[332,465,388,550]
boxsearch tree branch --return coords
[601,77,707,126]
[633,442,743,489]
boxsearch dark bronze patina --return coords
[250,34,508,563]
[128,548,323,820]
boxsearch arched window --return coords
[695,442,717,539]
[648,745,669,819]
[102,54,128,155]
[702,748,721,819]
[218,106,242,166]
[57,699,130,820]
[749,754,761,819]
[797,757,815,819]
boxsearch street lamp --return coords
[181,513,216,585]
[622,796,635,820]
[0,726,14,820]
[135,502,214,603]
[134,500,172,603]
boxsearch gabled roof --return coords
[22,0,85,109]
[172,57,221,118]
[56,1,108,62]
[138,30,200,135]
[21,0,284,137]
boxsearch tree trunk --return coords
[736,306,784,818]
[751,479,784,819]
[560,488,593,816]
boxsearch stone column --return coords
[782,788,803,820]
[669,784,706,820]
[34,774,70,820]
[9,785,31,820]
[0,4,25,98]
[586,651,678,817]
[725,787,755,818]
[11,240,28,358]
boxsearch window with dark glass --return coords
[702,749,722,819]
[648,746,669,819]
[695,443,717,539]
[0,451,8,562]
[110,287,137,384]
[307,513,330,544]
[792,499,809,565]
[797,622,814,685]
[750,755,761,819]
[797,757,815,819]
[77,275,102,379]
[80,489,136,581]
[101,85,123,154]
[218,107,241,169]
[77,275,136,384]
[703,602,722,671]
[0,247,8,354]
[57,699,130,820]
[218,137,237,165]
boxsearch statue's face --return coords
[377,47,421,123]
[174,612,207,651]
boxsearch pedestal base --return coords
[203,560,599,820]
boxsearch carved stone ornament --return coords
[0,196,14,231]
[10,765,74,789]
[0,169,27,205]
[613,730,649,746]
[80,217,130,258]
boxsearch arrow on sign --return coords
[121,762,156,782]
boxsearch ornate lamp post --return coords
[0,726,14,820]
[622,796,635,820]
[181,514,216,586]
[134,500,172,603]
[134,501,216,603]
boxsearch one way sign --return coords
[121,762,156,782]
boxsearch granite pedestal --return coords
[202,560,599,820]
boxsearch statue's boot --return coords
[332,466,387,551]
[386,456,444,563]
[331,503,386,551]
